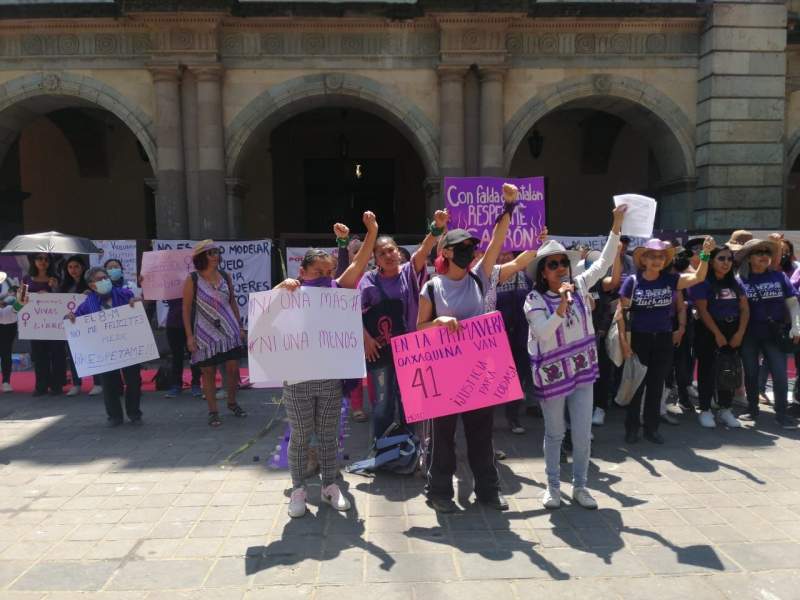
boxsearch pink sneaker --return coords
[288,488,307,518]
[321,483,351,512]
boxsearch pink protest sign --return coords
[140,249,194,300]
[391,311,523,423]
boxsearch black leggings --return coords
[0,323,16,383]
[166,327,200,389]
[626,331,673,434]
[31,340,66,393]
[695,320,739,411]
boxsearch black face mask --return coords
[451,244,474,269]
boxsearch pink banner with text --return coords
[391,311,523,423]
[140,249,194,301]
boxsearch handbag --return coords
[715,347,742,393]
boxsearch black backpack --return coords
[715,347,742,393]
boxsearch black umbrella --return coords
[0,231,102,255]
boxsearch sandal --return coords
[208,411,222,427]
[352,410,368,423]
[227,403,247,418]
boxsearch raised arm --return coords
[412,210,448,274]
[578,205,626,290]
[481,183,519,279]
[337,211,378,289]
[678,237,715,289]
[333,222,350,278]
[602,244,624,293]
[497,227,548,285]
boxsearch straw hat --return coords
[734,238,780,265]
[192,239,219,257]
[632,239,676,270]
[726,229,753,252]
[525,240,581,280]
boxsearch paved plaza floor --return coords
[1,388,800,599]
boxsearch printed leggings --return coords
[283,379,343,489]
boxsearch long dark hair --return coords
[59,255,89,293]
[27,253,55,278]
[707,246,740,299]
[534,255,573,294]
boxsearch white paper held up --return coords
[613,194,657,239]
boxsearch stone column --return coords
[463,68,480,177]
[695,1,787,229]
[193,65,228,239]
[225,178,248,239]
[424,176,442,216]
[150,65,188,238]
[438,66,467,181]
[479,67,506,177]
[180,68,200,239]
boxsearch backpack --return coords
[715,347,742,393]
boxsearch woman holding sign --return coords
[416,184,520,514]
[274,211,378,519]
[524,205,625,511]
[182,240,246,428]
[69,267,143,426]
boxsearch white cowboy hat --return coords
[525,240,581,281]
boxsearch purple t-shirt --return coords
[620,271,680,333]
[689,280,743,322]
[739,270,796,335]
[359,261,425,334]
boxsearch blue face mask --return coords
[95,279,113,296]
[107,268,123,282]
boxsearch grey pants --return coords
[540,383,594,490]
[283,379,343,489]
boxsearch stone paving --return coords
[1,388,800,599]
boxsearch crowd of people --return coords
[3,185,800,519]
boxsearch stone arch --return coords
[225,72,439,179]
[504,74,695,183]
[0,71,157,167]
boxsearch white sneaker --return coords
[66,386,80,397]
[2,382,12,393]
[718,409,742,429]
[591,407,605,426]
[698,410,716,428]
[88,385,102,396]
[288,488,307,518]
[542,487,561,509]
[572,487,598,510]
[321,483,351,512]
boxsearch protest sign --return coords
[247,287,366,384]
[65,302,159,377]
[140,249,194,300]
[286,245,422,279]
[17,293,85,341]
[154,240,272,326]
[90,240,137,276]
[444,177,546,251]
[391,311,523,423]
[613,194,657,239]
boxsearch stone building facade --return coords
[0,0,795,240]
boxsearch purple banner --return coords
[444,177,546,251]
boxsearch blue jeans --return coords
[741,334,788,419]
[370,364,403,439]
[540,383,593,490]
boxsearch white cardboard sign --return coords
[17,293,86,341]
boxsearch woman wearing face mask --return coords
[691,245,748,429]
[59,255,102,397]
[103,259,136,292]
[617,236,715,445]
[274,211,378,518]
[416,184,520,514]
[24,253,65,396]
[359,210,445,438]
[736,239,800,428]
[525,205,625,510]
[68,267,143,426]
[182,240,246,428]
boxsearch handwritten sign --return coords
[65,302,159,377]
[391,311,522,423]
[17,293,85,340]
[444,177,546,251]
[247,287,365,384]
[90,240,137,276]
[140,249,194,300]
[154,240,271,326]
[613,194,657,239]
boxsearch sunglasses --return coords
[206,249,220,257]
[545,258,571,270]
[715,255,733,263]
[34,255,49,261]
[752,250,772,257]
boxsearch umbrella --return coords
[0,231,102,255]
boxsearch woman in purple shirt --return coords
[736,239,800,428]
[618,237,714,444]
[691,245,749,429]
